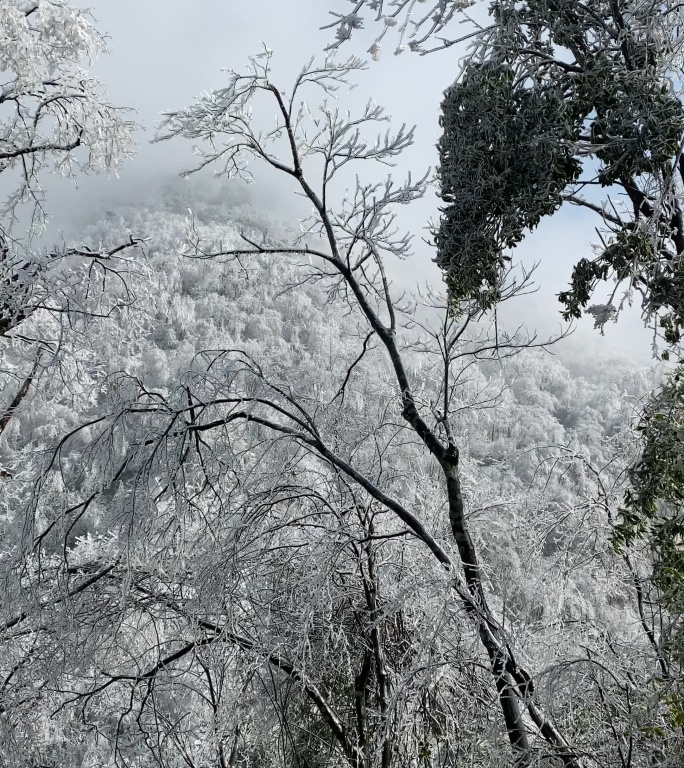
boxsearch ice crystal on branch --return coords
[324,0,475,56]
[586,303,618,333]
[0,0,136,230]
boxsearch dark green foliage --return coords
[558,257,612,321]
[616,366,684,596]
[559,228,684,345]
[435,61,582,312]
[589,74,683,187]
[435,0,684,323]
[558,228,652,318]
[614,365,684,721]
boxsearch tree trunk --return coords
[442,459,532,764]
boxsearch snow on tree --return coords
[0,3,679,767]
[329,0,684,745]
[0,0,135,227]
[0,192,664,767]
[0,0,140,473]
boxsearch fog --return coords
[31,1,653,363]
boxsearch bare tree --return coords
[0,0,135,230]
[149,51,585,766]
[0,1,140,449]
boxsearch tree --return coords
[0,0,139,450]
[1,194,671,766]
[0,0,135,228]
[0,9,144,756]
[0,3,679,766]
[328,1,684,342]
[330,0,684,742]
[149,50,660,766]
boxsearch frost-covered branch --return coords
[0,0,136,230]
[323,0,478,58]
[155,53,584,765]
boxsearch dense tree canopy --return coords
[0,193,668,767]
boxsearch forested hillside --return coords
[0,192,670,766]
[3,1,684,767]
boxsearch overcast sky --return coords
[51,0,452,230]
[40,0,653,361]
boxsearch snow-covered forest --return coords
[1,2,684,767]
